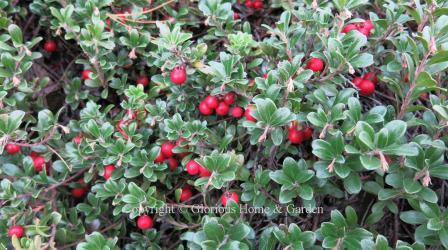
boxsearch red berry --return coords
[186,160,200,175]
[161,142,175,158]
[73,135,82,144]
[43,40,57,53]
[363,72,379,85]
[358,80,375,96]
[71,187,87,198]
[353,76,363,87]
[233,12,239,20]
[253,0,264,9]
[30,152,40,159]
[249,79,255,87]
[105,19,112,31]
[342,24,357,33]
[103,165,116,180]
[170,65,187,85]
[362,20,374,31]
[306,58,325,72]
[198,165,211,177]
[204,95,219,109]
[358,27,371,36]
[33,156,46,172]
[82,69,92,80]
[303,127,313,140]
[136,75,149,87]
[137,215,153,230]
[245,0,253,8]
[166,158,179,170]
[5,144,21,154]
[221,191,239,206]
[231,107,244,118]
[223,92,236,105]
[404,75,409,83]
[179,187,192,202]
[154,152,165,163]
[199,101,214,116]
[288,129,304,144]
[8,225,24,238]
[244,105,257,122]
[215,102,230,116]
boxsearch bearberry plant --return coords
[1,0,448,249]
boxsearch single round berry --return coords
[71,187,88,198]
[33,156,46,172]
[73,135,82,144]
[82,69,92,80]
[245,0,253,8]
[244,106,257,122]
[215,102,230,116]
[136,75,149,87]
[137,215,153,230]
[161,142,175,158]
[306,58,325,72]
[253,0,264,9]
[186,160,200,175]
[154,152,165,163]
[362,20,374,31]
[166,158,179,170]
[233,12,239,20]
[288,129,304,145]
[198,165,212,177]
[221,191,239,206]
[358,80,375,96]
[43,40,57,53]
[342,24,357,33]
[223,92,236,105]
[353,76,363,87]
[363,72,379,85]
[404,75,409,83]
[5,144,21,154]
[179,187,192,202]
[170,65,187,85]
[199,101,214,116]
[231,107,244,118]
[8,225,24,238]
[103,165,116,180]
[204,95,219,109]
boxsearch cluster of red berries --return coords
[244,0,264,9]
[353,71,378,96]
[287,122,313,144]
[170,65,187,85]
[185,159,211,177]
[155,139,189,170]
[342,19,374,37]
[199,92,244,118]
[43,39,57,53]
[306,58,325,73]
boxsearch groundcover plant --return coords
[0,0,448,249]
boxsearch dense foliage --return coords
[1,0,448,249]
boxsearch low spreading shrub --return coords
[0,0,447,249]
